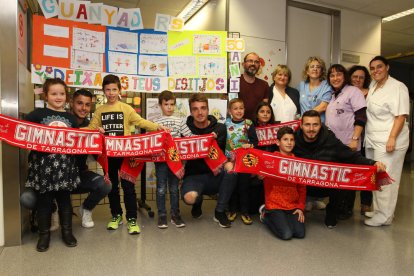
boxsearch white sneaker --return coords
[258,204,265,223]
[79,205,94,228]
[364,211,375,218]
[50,211,60,231]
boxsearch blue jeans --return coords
[263,209,305,240]
[73,170,112,211]
[155,162,180,216]
[181,170,236,212]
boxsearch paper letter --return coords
[229,64,241,78]
[38,0,58,18]
[129,8,143,30]
[102,5,118,26]
[74,1,89,22]
[88,3,102,24]
[58,0,75,20]
[230,52,241,63]
[169,17,184,31]
[155,13,170,32]
[229,78,240,92]
[117,8,130,28]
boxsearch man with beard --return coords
[293,110,386,228]
[238,52,269,120]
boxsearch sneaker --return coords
[171,215,186,228]
[158,216,168,229]
[127,218,141,235]
[258,204,265,223]
[191,204,202,219]
[364,211,375,218]
[360,204,371,215]
[107,214,122,230]
[214,210,231,228]
[227,212,237,222]
[50,211,60,231]
[314,200,326,210]
[79,205,94,228]
[241,214,253,225]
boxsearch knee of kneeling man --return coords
[183,192,198,205]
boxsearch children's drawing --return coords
[168,56,196,76]
[140,33,168,55]
[146,98,162,121]
[173,98,190,119]
[208,99,227,124]
[73,28,105,53]
[193,34,221,54]
[198,57,226,76]
[71,49,103,71]
[108,51,138,75]
[108,29,138,53]
[138,55,168,76]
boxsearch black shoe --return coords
[158,216,168,229]
[171,214,186,228]
[60,211,77,247]
[214,210,231,228]
[191,204,202,219]
[36,232,50,252]
[325,215,337,229]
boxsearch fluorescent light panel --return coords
[382,8,414,23]
[177,0,209,22]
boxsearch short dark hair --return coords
[188,93,208,110]
[43,78,68,96]
[327,64,349,89]
[102,74,121,90]
[277,126,294,140]
[301,110,321,123]
[369,55,389,67]
[158,90,176,105]
[73,89,93,100]
[348,65,371,89]
[254,101,275,125]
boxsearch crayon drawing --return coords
[72,28,105,53]
[208,99,227,123]
[71,49,103,71]
[108,51,138,75]
[138,55,168,76]
[108,29,138,53]
[140,33,168,55]
[168,56,196,76]
[198,57,226,76]
[193,34,221,54]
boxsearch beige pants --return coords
[365,147,408,224]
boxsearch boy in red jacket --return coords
[259,126,306,240]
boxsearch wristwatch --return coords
[352,136,359,140]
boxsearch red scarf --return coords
[232,148,392,191]
[0,114,102,154]
[256,120,301,146]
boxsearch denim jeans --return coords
[155,162,180,216]
[263,209,305,240]
[73,170,112,211]
[181,170,237,212]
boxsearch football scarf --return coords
[256,120,301,146]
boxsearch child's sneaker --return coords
[158,216,168,229]
[241,214,253,225]
[127,218,141,235]
[258,204,265,223]
[79,205,94,228]
[227,212,237,222]
[171,214,186,228]
[214,210,231,228]
[107,214,122,230]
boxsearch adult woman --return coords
[364,56,410,227]
[298,56,332,122]
[298,57,332,211]
[349,65,372,214]
[269,65,300,122]
[325,64,367,219]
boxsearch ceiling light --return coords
[177,0,209,22]
[382,8,414,23]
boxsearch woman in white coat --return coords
[364,56,410,227]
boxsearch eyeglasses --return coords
[245,59,260,65]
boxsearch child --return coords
[25,78,80,252]
[259,126,306,240]
[225,98,253,225]
[154,90,192,229]
[87,74,166,235]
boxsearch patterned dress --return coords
[25,108,80,193]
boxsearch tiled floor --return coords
[1,165,413,276]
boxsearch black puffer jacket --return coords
[294,124,376,165]
[185,115,227,176]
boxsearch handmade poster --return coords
[71,49,104,71]
[108,29,138,53]
[208,99,227,123]
[138,55,168,76]
[146,98,162,121]
[193,34,221,54]
[199,57,226,76]
[174,98,190,119]
[73,27,105,53]
[108,51,138,74]
[140,33,168,55]
[168,56,196,76]
[229,63,241,78]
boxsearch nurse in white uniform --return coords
[364,56,410,227]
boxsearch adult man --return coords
[181,94,236,228]
[238,52,269,120]
[20,89,112,229]
[293,110,386,228]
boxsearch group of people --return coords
[21,52,409,252]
